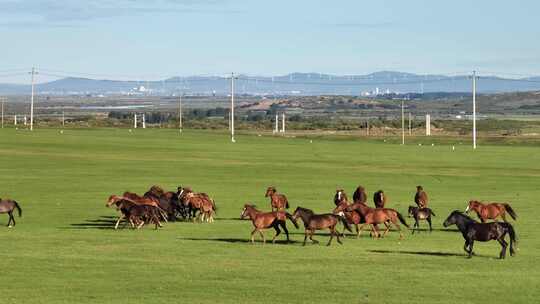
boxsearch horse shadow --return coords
[367,249,489,258]
[179,237,301,245]
[64,216,117,230]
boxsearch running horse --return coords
[178,187,216,222]
[0,198,22,227]
[332,201,365,238]
[107,197,162,230]
[465,200,517,223]
[336,202,408,239]
[373,190,387,208]
[265,186,290,211]
[240,204,298,244]
[443,210,517,259]
[334,189,349,206]
[414,186,429,208]
[408,206,435,233]
[293,206,352,246]
[353,186,367,204]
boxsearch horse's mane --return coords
[295,206,314,214]
[450,210,476,222]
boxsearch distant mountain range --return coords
[1,71,540,96]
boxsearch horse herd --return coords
[0,184,519,259]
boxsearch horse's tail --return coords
[503,204,517,220]
[338,215,352,232]
[13,201,22,217]
[285,213,299,229]
[503,222,518,256]
[395,211,409,228]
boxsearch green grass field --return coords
[0,128,539,304]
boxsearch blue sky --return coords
[1,0,540,83]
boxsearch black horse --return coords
[0,199,22,227]
[443,210,517,259]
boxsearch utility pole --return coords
[178,94,183,132]
[401,100,405,145]
[408,112,412,135]
[472,70,477,150]
[30,67,37,131]
[230,72,236,143]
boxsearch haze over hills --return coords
[1,71,540,96]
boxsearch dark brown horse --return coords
[333,201,365,238]
[353,186,367,204]
[144,185,184,221]
[408,206,435,233]
[265,186,289,211]
[121,192,168,221]
[0,199,22,227]
[443,211,517,259]
[334,189,349,206]
[107,197,162,229]
[340,202,408,239]
[373,190,387,208]
[414,186,429,208]
[240,204,298,244]
[292,207,352,246]
[466,200,517,223]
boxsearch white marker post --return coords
[142,113,146,129]
[274,114,278,133]
[14,115,17,125]
[472,70,477,150]
[281,113,285,133]
[426,114,431,136]
[230,72,236,143]
[134,113,138,129]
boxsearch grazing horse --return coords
[414,186,429,208]
[443,210,517,259]
[373,190,387,208]
[334,189,349,206]
[408,206,435,233]
[265,186,289,211]
[107,198,162,230]
[240,204,298,244]
[466,200,517,223]
[292,207,352,246]
[353,186,367,204]
[0,198,22,227]
[340,202,408,239]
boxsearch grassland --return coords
[0,128,539,304]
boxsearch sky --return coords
[1,0,540,83]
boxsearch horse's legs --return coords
[309,229,319,244]
[335,226,343,245]
[327,227,335,246]
[412,218,418,234]
[281,222,290,243]
[303,229,308,246]
[427,216,433,232]
[7,211,13,227]
[498,238,508,259]
[382,222,391,238]
[259,230,266,244]
[272,224,281,244]
[467,240,475,258]
[358,224,366,237]
[355,224,360,239]
[250,228,258,244]
[370,224,379,239]
[114,214,124,230]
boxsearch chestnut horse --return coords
[178,187,216,222]
[0,198,22,227]
[292,206,352,246]
[110,194,168,221]
[466,200,517,223]
[353,186,367,204]
[265,186,289,211]
[107,198,162,230]
[373,190,387,208]
[338,202,408,239]
[443,211,517,259]
[414,186,429,208]
[332,201,365,238]
[240,204,298,244]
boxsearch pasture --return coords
[0,128,538,303]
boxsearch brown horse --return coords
[466,200,517,223]
[0,199,22,227]
[107,198,162,230]
[240,204,298,244]
[293,206,352,246]
[110,194,168,222]
[178,187,216,222]
[408,206,435,233]
[332,201,365,238]
[414,186,429,208]
[265,186,290,211]
[334,189,349,206]
[353,186,367,204]
[340,202,408,239]
[373,190,387,208]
